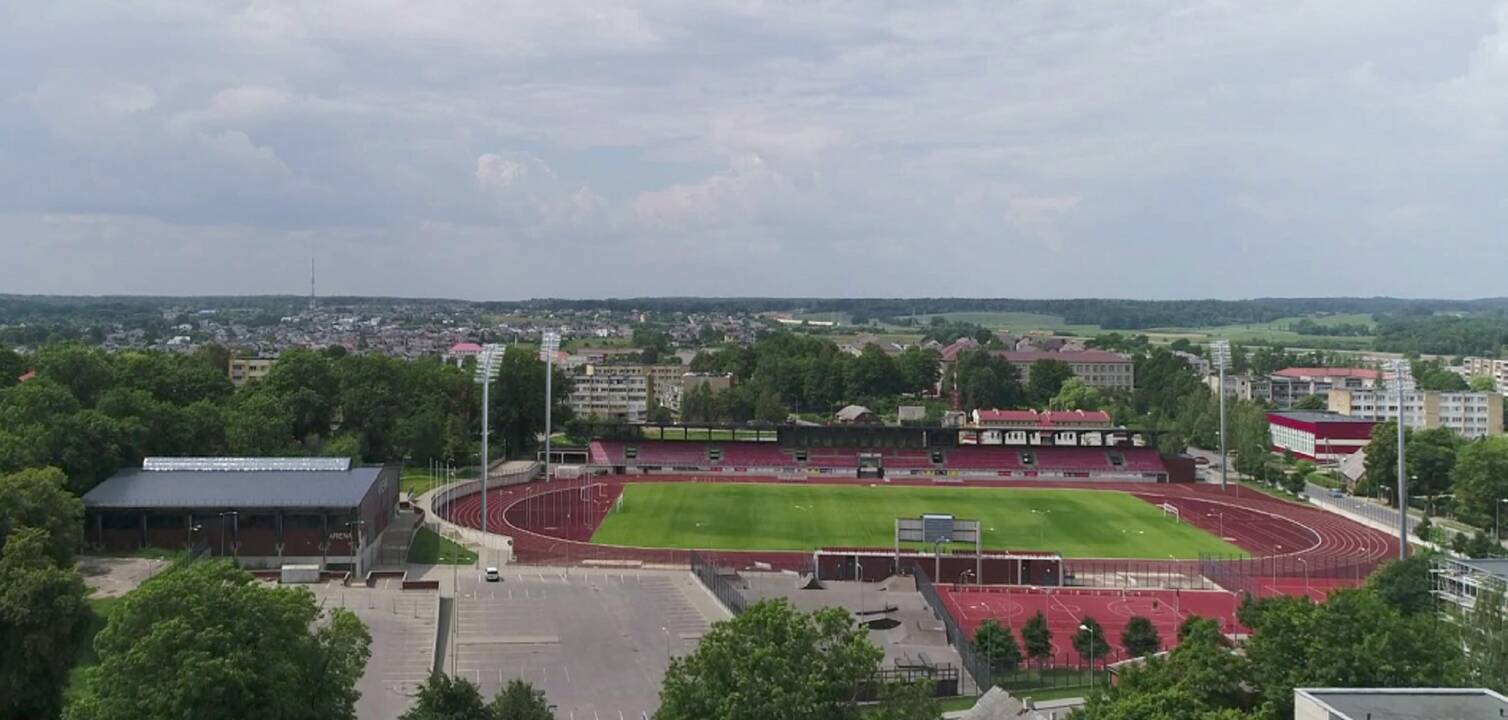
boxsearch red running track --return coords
[440,474,1398,588]
[936,585,1245,665]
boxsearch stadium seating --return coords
[716,443,798,468]
[945,447,1028,470]
[632,442,710,466]
[1117,448,1167,473]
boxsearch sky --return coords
[3,1,1508,301]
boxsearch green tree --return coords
[1293,394,1326,411]
[951,350,1024,412]
[867,679,940,720]
[1121,616,1162,658]
[401,673,491,720]
[489,346,573,460]
[1021,611,1053,668]
[1026,360,1075,406]
[490,678,555,720]
[68,560,372,720]
[0,467,92,720]
[1459,589,1507,693]
[847,344,903,399]
[1359,421,1404,503]
[655,599,882,720]
[0,344,25,388]
[1452,435,1508,527]
[1072,616,1111,664]
[1407,427,1461,499]
[34,343,115,406]
[895,347,941,395]
[1079,617,1249,719]
[754,387,788,424]
[1048,377,1104,412]
[1366,554,1436,616]
[1469,375,1498,392]
[972,618,1021,673]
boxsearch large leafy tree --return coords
[1406,427,1461,500]
[1072,616,1111,664]
[1452,435,1508,527]
[1048,377,1104,412]
[68,560,372,720]
[1120,616,1162,658]
[488,346,573,462]
[655,599,882,720]
[0,467,92,720]
[972,619,1021,673]
[1079,617,1249,720]
[1026,359,1075,406]
[400,673,491,720]
[1020,611,1053,668]
[490,678,555,720]
[951,349,1024,411]
[1366,554,1436,616]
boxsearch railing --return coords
[1306,481,1416,535]
[908,559,990,695]
[1199,551,1378,595]
[689,550,748,615]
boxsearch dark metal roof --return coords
[83,465,385,509]
[1300,688,1508,720]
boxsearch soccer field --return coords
[589,483,1246,558]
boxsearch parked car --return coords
[1193,456,1211,466]
[1328,487,1345,498]
[484,567,501,582]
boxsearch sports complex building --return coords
[83,457,400,574]
[427,420,1401,691]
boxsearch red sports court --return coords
[937,585,1244,665]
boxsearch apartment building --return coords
[228,357,276,386]
[1327,388,1504,438]
[1267,367,1381,409]
[1464,356,1508,391]
[998,350,1135,391]
[565,364,691,420]
[1204,373,1271,402]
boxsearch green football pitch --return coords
[589,483,1246,559]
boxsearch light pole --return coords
[218,511,238,558]
[1210,340,1232,492]
[856,564,865,617]
[661,626,671,664]
[1391,359,1413,560]
[541,332,561,483]
[1079,622,1096,688]
[932,537,950,581]
[346,520,366,569]
[475,343,505,536]
[1297,557,1309,596]
[188,523,202,552]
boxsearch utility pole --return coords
[541,332,561,483]
[1391,358,1413,560]
[475,344,505,536]
[1210,341,1232,492]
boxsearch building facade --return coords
[566,364,656,421]
[1205,373,1272,402]
[972,409,1115,429]
[1464,356,1508,391]
[228,357,276,386]
[998,350,1134,391]
[1267,411,1377,464]
[1327,389,1504,438]
[1267,367,1381,408]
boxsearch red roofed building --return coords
[972,409,1115,429]
[1267,411,1377,464]
[1269,367,1382,408]
[445,342,483,368]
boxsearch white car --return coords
[484,567,501,582]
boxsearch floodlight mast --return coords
[475,344,505,536]
[541,332,561,484]
[1392,359,1414,560]
[1210,341,1232,492]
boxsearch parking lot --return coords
[449,567,727,720]
[305,579,439,720]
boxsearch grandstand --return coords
[583,423,1188,483]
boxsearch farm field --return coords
[589,483,1245,558]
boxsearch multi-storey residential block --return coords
[1327,388,1504,438]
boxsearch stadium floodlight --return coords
[475,343,506,536]
[541,332,561,483]
[1391,359,1414,560]
[1209,341,1232,493]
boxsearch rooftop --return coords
[1297,688,1508,720]
[84,457,384,510]
[1268,410,1376,424]
[975,409,1114,426]
[1272,367,1381,380]
[1459,558,1508,581]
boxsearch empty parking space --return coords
[304,582,439,720]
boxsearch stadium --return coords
[436,422,1398,654]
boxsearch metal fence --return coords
[861,665,961,700]
[908,559,990,695]
[1199,551,1378,595]
[690,550,748,615]
[1306,481,1416,535]
[1061,558,1215,590]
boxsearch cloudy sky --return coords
[3,2,1507,300]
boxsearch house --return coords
[834,405,879,424]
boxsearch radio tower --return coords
[309,258,317,311]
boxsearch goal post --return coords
[1160,503,1180,522]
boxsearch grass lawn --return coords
[407,527,478,565]
[591,484,1244,558]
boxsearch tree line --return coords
[0,343,567,496]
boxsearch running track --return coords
[441,475,1398,585]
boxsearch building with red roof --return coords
[1267,411,1377,464]
[972,409,1114,429]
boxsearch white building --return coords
[1327,388,1504,438]
[566,365,654,421]
[1464,356,1508,391]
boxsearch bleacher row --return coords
[587,440,1168,477]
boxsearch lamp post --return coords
[475,343,505,536]
[1391,359,1414,560]
[1210,340,1232,492]
[1297,557,1309,597]
[188,523,202,552]
[857,564,865,617]
[661,626,671,664]
[1080,622,1097,688]
[541,332,561,483]
[932,537,951,581]
[218,511,238,558]
[346,520,366,568]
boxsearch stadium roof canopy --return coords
[84,457,382,510]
